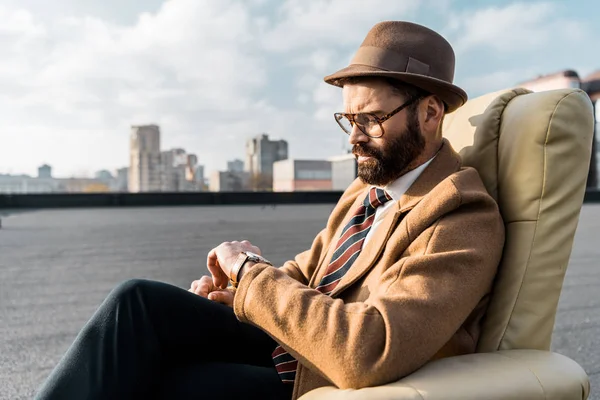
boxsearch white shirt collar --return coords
[376,154,437,202]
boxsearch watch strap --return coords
[230,252,249,288]
[245,252,273,266]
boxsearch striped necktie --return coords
[272,187,393,384]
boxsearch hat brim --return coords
[324,65,468,113]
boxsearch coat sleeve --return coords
[277,228,328,285]
[233,190,505,389]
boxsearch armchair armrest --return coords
[299,350,590,400]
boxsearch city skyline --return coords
[0,128,295,181]
[0,0,599,177]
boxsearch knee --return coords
[106,278,151,304]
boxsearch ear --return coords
[424,96,444,121]
[420,95,445,134]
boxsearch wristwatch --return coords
[230,251,273,288]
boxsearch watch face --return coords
[245,251,260,258]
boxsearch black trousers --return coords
[34,279,293,400]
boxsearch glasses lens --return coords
[335,114,353,134]
[355,114,382,138]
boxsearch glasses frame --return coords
[334,95,422,138]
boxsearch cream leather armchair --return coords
[301,88,595,400]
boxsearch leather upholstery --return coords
[299,350,590,400]
[444,88,594,352]
[299,88,595,399]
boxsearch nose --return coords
[348,124,369,146]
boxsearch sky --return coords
[0,0,598,178]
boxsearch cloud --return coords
[0,5,45,38]
[0,0,431,177]
[447,2,587,55]
[262,0,421,53]
[0,0,273,176]
[0,0,597,178]
[457,67,541,97]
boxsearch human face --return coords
[342,80,426,186]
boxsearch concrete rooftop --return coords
[0,204,598,399]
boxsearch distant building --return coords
[159,149,202,192]
[0,171,126,194]
[328,153,358,191]
[515,69,581,92]
[184,154,199,187]
[159,148,185,192]
[194,165,205,189]
[95,170,114,180]
[0,174,58,194]
[227,159,244,173]
[273,159,332,192]
[245,134,288,190]
[38,164,52,179]
[91,169,117,192]
[55,178,110,193]
[209,170,250,192]
[115,167,129,192]
[129,124,161,192]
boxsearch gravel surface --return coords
[0,204,598,399]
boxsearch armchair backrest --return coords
[442,88,595,352]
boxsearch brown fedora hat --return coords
[324,21,467,113]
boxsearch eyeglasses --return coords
[334,96,421,138]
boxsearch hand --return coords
[188,276,235,307]
[207,240,262,289]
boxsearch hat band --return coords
[350,46,430,76]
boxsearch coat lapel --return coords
[328,139,462,297]
[310,190,366,288]
[330,202,404,296]
[397,140,462,213]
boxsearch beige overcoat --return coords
[234,139,505,399]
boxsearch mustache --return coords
[352,144,380,158]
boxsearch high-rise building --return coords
[159,149,202,192]
[38,164,52,179]
[190,165,206,190]
[115,167,129,192]
[129,125,161,192]
[245,134,288,190]
[159,148,185,192]
[209,170,250,192]
[227,159,244,173]
[194,165,205,185]
[185,154,199,183]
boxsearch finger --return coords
[206,247,224,286]
[208,290,234,306]
[207,259,228,289]
[214,270,229,290]
[197,276,213,297]
[207,246,231,289]
[207,247,218,272]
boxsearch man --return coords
[35,21,504,400]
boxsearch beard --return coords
[353,110,425,186]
